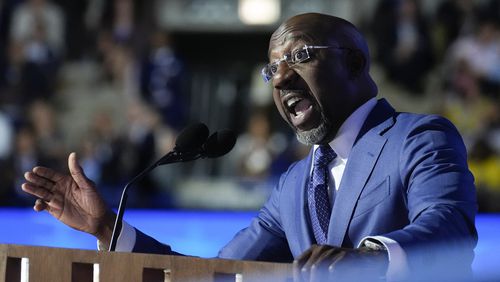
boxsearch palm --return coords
[49,175,107,235]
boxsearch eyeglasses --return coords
[261,45,342,83]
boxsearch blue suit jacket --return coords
[133,99,477,272]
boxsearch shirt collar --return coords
[315,97,377,160]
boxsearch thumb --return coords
[68,152,94,189]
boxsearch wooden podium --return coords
[0,244,293,282]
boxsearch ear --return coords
[345,49,366,78]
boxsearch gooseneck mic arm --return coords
[108,123,209,251]
[107,158,159,251]
[108,124,237,252]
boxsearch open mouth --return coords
[282,91,316,130]
[286,96,313,117]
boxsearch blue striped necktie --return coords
[308,145,336,244]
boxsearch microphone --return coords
[109,122,209,251]
[173,122,210,152]
[203,129,237,158]
[108,124,236,251]
[156,129,236,165]
[155,122,210,166]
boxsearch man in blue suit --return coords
[22,13,477,281]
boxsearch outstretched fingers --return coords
[24,170,56,191]
[21,182,53,203]
[32,165,65,183]
[23,169,56,201]
[23,164,67,211]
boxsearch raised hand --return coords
[293,244,388,282]
[21,152,116,244]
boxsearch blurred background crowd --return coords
[0,0,498,212]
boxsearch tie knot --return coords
[314,145,336,167]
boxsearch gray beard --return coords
[295,119,330,145]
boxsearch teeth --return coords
[286,97,302,108]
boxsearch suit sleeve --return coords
[383,115,477,277]
[98,219,180,255]
[132,228,182,255]
[217,168,294,262]
[129,168,294,262]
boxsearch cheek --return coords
[299,63,332,93]
[272,90,288,120]
[307,77,349,118]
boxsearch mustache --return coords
[280,89,307,97]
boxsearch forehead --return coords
[268,32,312,59]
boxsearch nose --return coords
[272,62,297,90]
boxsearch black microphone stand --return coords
[107,125,236,252]
[108,154,163,251]
[108,149,205,251]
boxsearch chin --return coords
[295,121,331,145]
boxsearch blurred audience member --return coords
[0,40,24,108]
[133,101,181,207]
[28,100,65,165]
[122,102,158,205]
[79,134,103,186]
[0,124,58,205]
[234,110,273,180]
[96,0,136,46]
[449,59,481,99]
[139,29,187,130]
[86,110,126,191]
[8,0,64,101]
[10,0,64,56]
[371,0,434,94]
[432,0,478,59]
[95,28,138,103]
[232,109,288,180]
[445,18,500,97]
[440,88,496,145]
[111,0,135,44]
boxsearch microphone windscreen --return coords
[204,130,237,158]
[175,123,209,152]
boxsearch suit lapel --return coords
[291,150,316,252]
[327,99,395,246]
